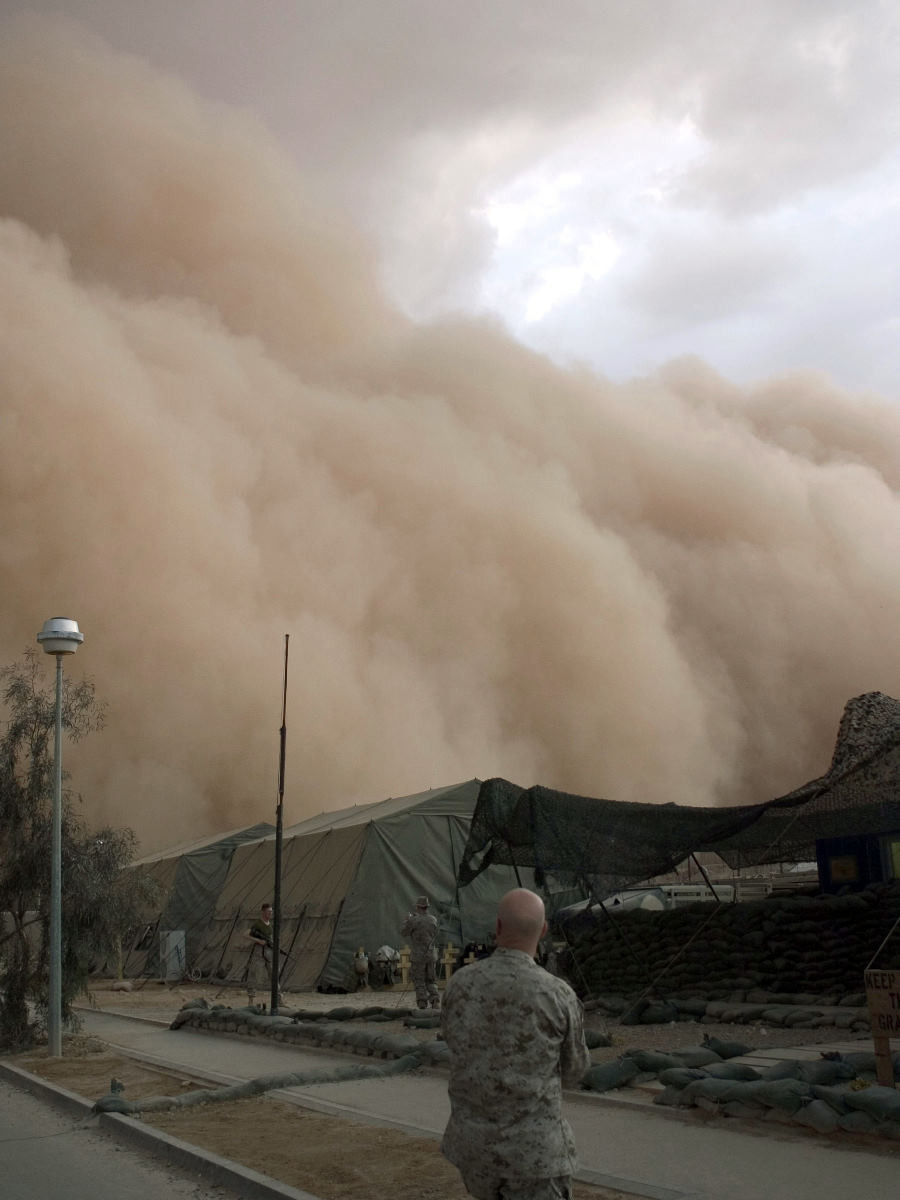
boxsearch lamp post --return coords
[36,617,84,1057]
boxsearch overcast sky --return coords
[10,0,900,397]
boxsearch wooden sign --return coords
[865,969,900,1030]
[864,969,900,1087]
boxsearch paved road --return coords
[0,1076,247,1200]
[77,1010,900,1200]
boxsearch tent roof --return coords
[133,821,275,865]
[134,782,483,866]
[252,779,483,841]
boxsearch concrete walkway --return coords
[74,1009,900,1200]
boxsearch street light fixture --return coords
[36,617,84,1057]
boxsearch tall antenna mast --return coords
[271,633,289,1013]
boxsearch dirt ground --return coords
[12,995,639,1200]
[12,1047,640,1200]
[5,981,873,1200]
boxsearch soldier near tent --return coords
[245,902,274,1004]
[402,895,439,1009]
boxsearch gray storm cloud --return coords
[2,18,899,852]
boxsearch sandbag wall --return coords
[562,881,900,1001]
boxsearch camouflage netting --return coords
[458,693,900,897]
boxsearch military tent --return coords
[124,821,274,978]
[130,779,577,992]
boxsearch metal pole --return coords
[690,853,722,902]
[271,635,289,1014]
[49,654,63,1057]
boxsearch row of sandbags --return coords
[94,1053,423,1115]
[587,991,871,1031]
[171,1000,452,1064]
[171,998,611,1063]
[582,1037,900,1138]
[564,882,900,1002]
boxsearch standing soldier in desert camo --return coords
[441,888,591,1200]
[401,895,440,1009]
[245,901,274,1007]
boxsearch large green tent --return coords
[124,821,274,979]
[127,779,576,992]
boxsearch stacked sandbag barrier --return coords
[93,1054,426,1116]
[170,999,452,1065]
[170,998,610,1063]
[563,881,900,1008]
[587,991,871,1032]
[581,1036,900,1140]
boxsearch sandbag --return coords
[836,1051,876,1074]
[368,1033,422,1058]
[658,1067,708,1088]
[838,1110,876,1134]
[721,1100,766,1119]
[671,1047,723,1068]
[797,1059,857,1086]
[762,1106,797,1125]
[639,1002,679,1024]
[679,1077,743,1105]
[742,1078,811,1113]
[417,1040,451,1065]
[581,1059,640,1093]
[702,1062,762,1082]
[760,1060,803,1081]
[585,1029,612,1048]
[403,1013,441,1028]
[702,1035,753,1060]
[793,1099,840,1134]
[622,1049,682,1073]
[843,1085,900,1123]
[673,997,709,1018]
[809,1084,852,1114]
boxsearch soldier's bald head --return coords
[496,889,547,953]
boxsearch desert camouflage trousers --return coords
[245,944,272,994]
[460,1167,573,1200]
[410,956,439,1008]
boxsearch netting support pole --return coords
[690,854,722,902]
[505,842,523,887]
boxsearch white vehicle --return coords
[555,882,736,931]
[604,884,735,910]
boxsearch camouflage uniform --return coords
[401,907,439,1008]
[246,916,273,999]
[440,946,590,1199]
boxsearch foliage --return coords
[0,648,156,1049]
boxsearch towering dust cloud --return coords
[2,18,899,852]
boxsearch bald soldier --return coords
[441,888,590,1200]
